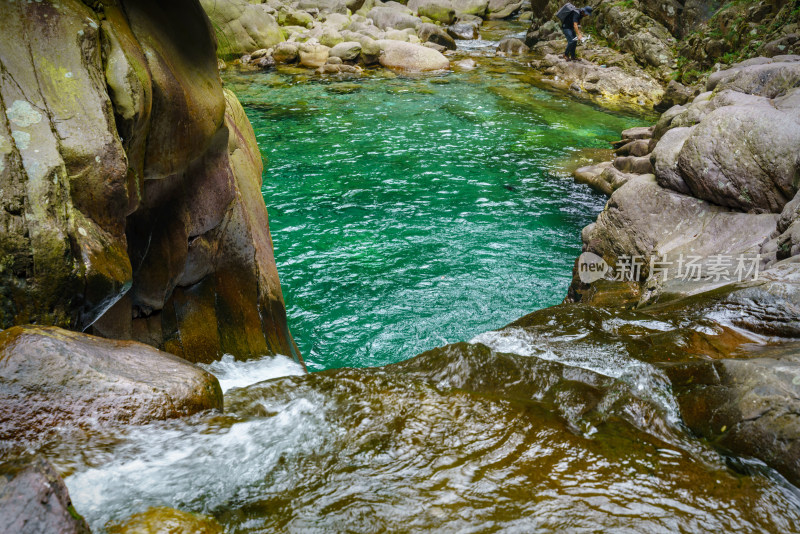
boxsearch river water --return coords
[223,54,643,371]
[57,31,800,533]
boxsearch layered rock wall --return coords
[0,0,301,365]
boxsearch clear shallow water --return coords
[222,65,646,370]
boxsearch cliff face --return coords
[0,0,301,364]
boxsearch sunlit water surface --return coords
[223,64,644,370]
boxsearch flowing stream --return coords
[56,29,800,533]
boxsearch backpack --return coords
[556,3,580,24]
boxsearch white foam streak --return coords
[200,353,305,392]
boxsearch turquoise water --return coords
[223,67,646,370]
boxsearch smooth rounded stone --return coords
[775,87,800,123]
[655,80,695,111]
[761,34,800,58]
[250,48,270,60]
[496,37,529,55]
[651,126,693,195]
[451,0,488,16]
[385,29,411,41]
[0,326,223,443]
[653,104,688,139]
[447,21,479,40]
[0,457,90,534]
[677,105,800,213]
[486,0,522,19]
[417,22,456,50]
[453,58,477,70]
[347,0,367,12]
[319,27,345,48]
[299,42,331,68]
[199,0,284,59]
[382,0,414,12]
[707,56,800,98]
[615,138,651,157]
[297,0,348,14]
[273,41,300,63]
[613,155,654,175]
[411,0,455,24]
[574,161,614,196]
[376,39,449,71]
[326,55,344,64]
[366,7,423,30]
[277,8,314,27]
[107,506,223,534]
[423,41,447,52]
[320,12,351,31]
[360,39,384,64]
[255,56,277,69]
[330,40,363,61]
[621,126,654,141]
[280,25,310,40]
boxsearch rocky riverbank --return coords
[3,0,800,531]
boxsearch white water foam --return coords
[199,353,305,393]
[470,327,682,424]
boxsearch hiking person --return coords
[557,4,593,61]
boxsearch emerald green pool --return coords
[223,66,646,370]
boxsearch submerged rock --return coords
[665,344,800,487]
[0,325,222,444]
[107,507,223,534]
[0,457,90,534]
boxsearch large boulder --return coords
[532,54,665,109]
[447,20,480,39]
[273,41,300,63]
[676,104,800,213]
[330,41,363,61]
[707,56,800,98]
[651,126,693,195]
[0,457,90,534]
[0,325,223,443]
[576,175,777,303]
[0,1,303,365]
[409,0,456,24]
[417,23,457,50]
[451,0,489,17]
[377,39,450,71]
[299,42,331,67]
[199,0,284,59]
[486,0,522,19]
[367,6,423,30]
[297,0,349,14]
[497,37,529,55]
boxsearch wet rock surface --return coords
[0,0,302,365]
[0,325,222,446]
[0,457,90,534]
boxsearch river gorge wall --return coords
[3,0,800,530]
[0,0,300,365]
